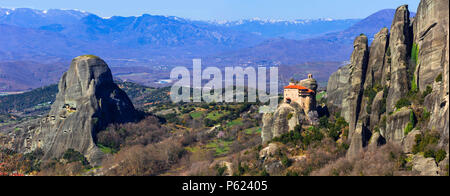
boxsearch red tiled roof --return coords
[284,85,315,93]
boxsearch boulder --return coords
[438,155,449,176]
[264,161,283,176]
[383,107,412,144]
[347,123,364,160]
[261,103,304,144]
[402,129,421,153]
[261,113,274,144]
[411,154,439,176]
[259,143,281,160]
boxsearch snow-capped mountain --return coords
[209,18,360,40]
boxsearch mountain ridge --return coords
[205,9,416,67]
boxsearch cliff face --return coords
[7,56,140,165]
[414,0,449,92]
[414,0,449,149]
[326,64,351,116]
[364,28,389,90]
[327,35,369,140]
[327,0,449,159]
[386,5,413,114]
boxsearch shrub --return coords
[204,118,216,127]
[287,113,293,120]
[435,73,443,82]
[97,116,168,151]
[424,149,435,159]
[216,165,227,176]
[364,87,377,114]
[272,125,303,145]
[422,108,431,121]
[411,43,419,65]
[312,143,412,176]
[103,138,185,176]
[163,113,180,124]
[404,111,416,135]
[411,76,418,92]
[395,98,411,109]
[327,117,347,141]
[404,122,414,135]
[422,85,432,98]
[260,169,270,176]
[302,127,325,148]
[319,116,329,129]
[364,88,377,103]
[380,87,388,115]
[236,162,249,176]
[62,149,90,166]
[435,149,447,163]
[281,154,292,167]
[422,148,446,163]
[412,131,440,154]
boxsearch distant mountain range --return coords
[211,18,360,40]
[0,8,262,63]
[205,9,415,66]
[0,7,411,92]
[0,8,364,63]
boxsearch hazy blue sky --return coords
[0,0,420,21]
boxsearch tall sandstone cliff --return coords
[414,0,449,149]
[327,34,369,141]
[7,56,140,165]
[327,1,449,159]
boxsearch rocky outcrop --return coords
[438,155,449,176]
[402,129,421,153]
[367,131,385,151]
[383,107,412,144]
[261,113,274,144]
[9,55,140,165]
[259,143,281,160]
[386,5,413,114]
[347,123,364,160]
[261,103,304,144]
[299,77,318,93]
[411,154,439,176]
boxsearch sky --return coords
[0,0,420,21]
